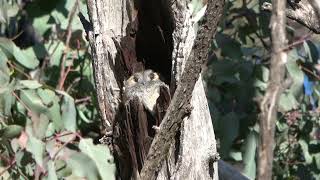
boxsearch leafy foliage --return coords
[1,0,320,179]
[0,0,115,179]
[205,0,320,179]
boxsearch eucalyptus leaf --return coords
[0,125,23,139]
[26,133,45,167]
[242,131,257,179]
[79,139,116,180]
[0,37,39,69]
[19,80,43,89]
[66,152,101,180]
[57,91,76,132]
[278,92,299,112]
[299,140,312,164]
[0,49,10,85]
[46,160,58,180]
[0,80,15,117]
[218,112,239,157]
[20,89,47,114]
[37,89,63,130]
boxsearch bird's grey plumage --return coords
[123,70,167,115]
[121,69,171,177]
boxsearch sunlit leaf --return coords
[46,160,58,180]
[66,152,100,180]
[79,139,116,180]
[57,91,76,132]
[19,80,43,89]
[26,132,45,167]
[20,89,47,114]
[0,125,23,139]
[0,38,39,69]
[278,92,299,112]
[242,131,257,179]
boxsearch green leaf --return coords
[218,112,239,157]
[0,49,10,85]
[229,150,242,161]
[55,159,72,177]
[31,114,50,139]
[0,125,23,139]
[78,108,92,123]
[299,139,312,164]
[20,89,47,114]
[315,154,320,169]
[57,91,76,132]
[253,78,267,90]
[0,80,16,117]
[26,132,45,167]
[37,89,63,131]
[45,41,65,66]
[66,152,101,180]
[286,51,304,97]
[242,131,258,179]
[278,92,299,112]
[15,150,32,167]
[0,38,39,69]
[260,66,269,83]
[32,14,51,36]
[303,40,319,62]
[79,139,116,180]
[216,33,243,59]
[46,160,58,180]
[19,80,43,89]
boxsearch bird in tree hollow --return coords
[122,69,171,177]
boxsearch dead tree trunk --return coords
[82,0,234,179]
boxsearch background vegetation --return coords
[0,0,115,179]
[206,0,320,179]
[0,0,319,179]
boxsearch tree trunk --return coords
[258,0,287,179]
[84,0,228,179]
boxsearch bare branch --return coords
[139,0,225,179]
[308,0,320,20]
[258,0,288,179]
[262,0,320,33]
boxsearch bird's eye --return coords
[133,76,139,82]
[149,73,155,80]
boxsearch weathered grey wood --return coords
[86,0,132,128]
[262,0,320,33]
[140,0,225,179]
[84,0,228,179]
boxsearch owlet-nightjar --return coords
[123,69,168,115]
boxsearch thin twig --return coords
[10,30,24,41]
[0,159,16,176]
[57,0,79,90]
[12,91,32,113]
[7,61,31,79]
[75,96,92,104]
